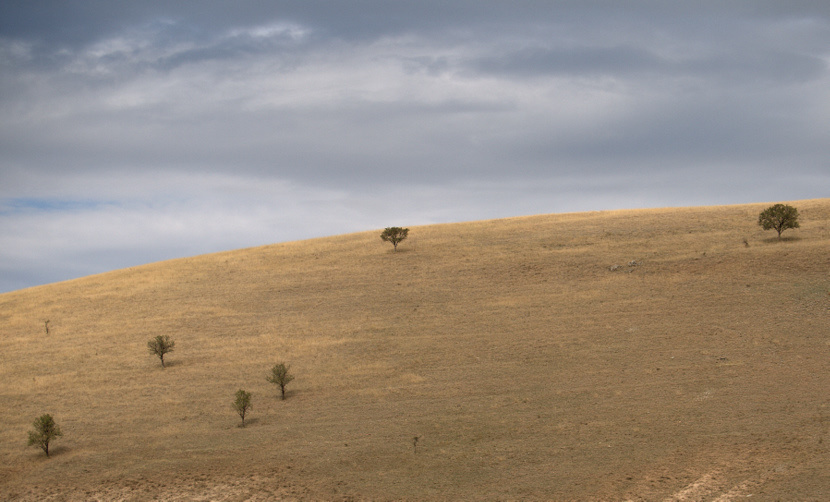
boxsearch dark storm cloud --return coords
[1,1,829,292]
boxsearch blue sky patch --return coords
[0,197,116,215]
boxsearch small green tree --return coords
[27,414,62,457]
[381,227,409,251]
[758,203,800,239]
[233,389,252,427]
[148,335,175,368]
[266,363,294,400]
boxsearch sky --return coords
[1,1,829,293]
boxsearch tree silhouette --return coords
[758,204,800,239]
[381,227,409,251]
[266,363,295,400]
[148,335,175,368]
[27,414,62,457]
[233,389,252,427]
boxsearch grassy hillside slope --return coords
[1,200,828,500]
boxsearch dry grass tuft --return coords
[1,199,829,500]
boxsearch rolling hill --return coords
[1,199,828,500]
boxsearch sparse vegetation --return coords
[232,389,252,427]
[380,227,409,251]
[758,203,800,239]
[27,414,62,458]
[147,335,175,368]
[265,363,294,400]
[1,199,829,500]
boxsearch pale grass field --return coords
[1,199,828,500]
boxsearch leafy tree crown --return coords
[148,335,175,367]
[758,204,800,238]
[233,389,253,426]
[27,414,62,457]
[380,227,409,250]
[266,363,295,399]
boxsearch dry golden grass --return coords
[1,199,828,500]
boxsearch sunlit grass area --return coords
[1,199,828,500]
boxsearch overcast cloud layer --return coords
[2,1,829,292]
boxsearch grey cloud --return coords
[1,1,829,292]
[5,2,830,46]
[471,45,827,83]
[473,46,666,77]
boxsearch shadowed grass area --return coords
[1,199,828,500]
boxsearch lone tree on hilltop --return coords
[381,227,409,251]
[27,414,62,457]
[758,203,800,240]
[266,362,294,400]
[233,389,253,427]
[148,335,175,368]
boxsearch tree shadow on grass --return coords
[237,417,260,428]
[760,235,803,244]
[268,389,297,401]
[31,444,70,459]
[147,359,182,369]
